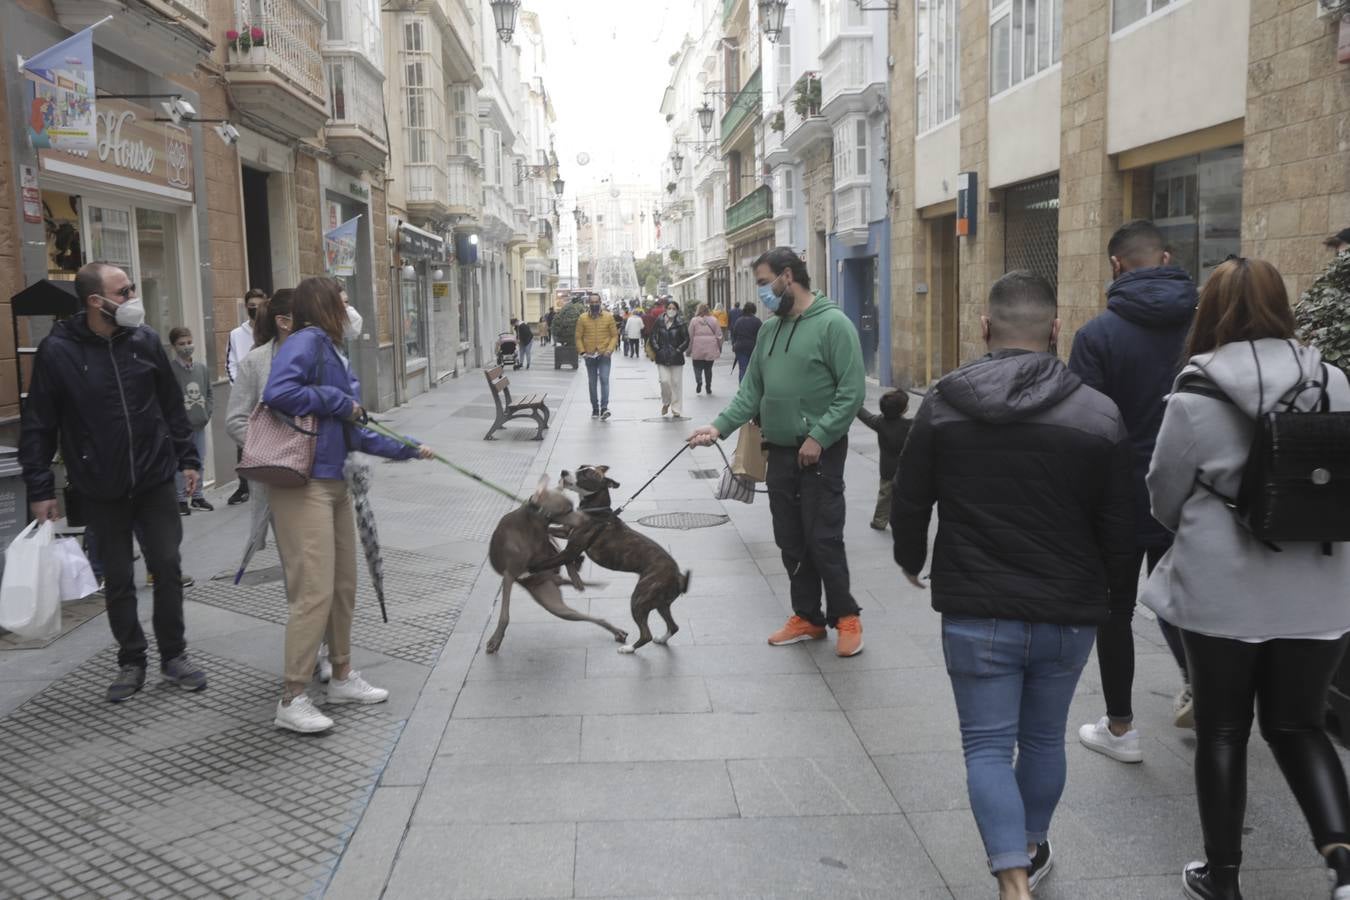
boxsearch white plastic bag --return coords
[51,537,98,601]
[0,520,61,640]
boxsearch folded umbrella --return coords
[234,491,272,584]
[343,456,388,623]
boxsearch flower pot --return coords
[553,346,579,370]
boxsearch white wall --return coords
[914,118,960,210]
[1106,0,1250,155]
[988,70,1061,188]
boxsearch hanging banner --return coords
[21,22,105,151]
[324,216,361,277]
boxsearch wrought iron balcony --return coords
[226,0,329,140]
[721,67,762,146]
[725,184,773,236]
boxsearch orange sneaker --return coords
[835,616,864,657]
[767,615,827,646]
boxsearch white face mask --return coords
[344,304,363,340]
[100,296,146,329]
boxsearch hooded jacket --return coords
[892,350,1136,625]
[712,293,865,450]
[1069,266,1198,547]
[262,327,420,480]
[20,315,200,503]
[1141,339,1350,640]
[651,311,689,367]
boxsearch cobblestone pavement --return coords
[1,344,1344,899]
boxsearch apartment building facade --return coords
[887,0,1349,388]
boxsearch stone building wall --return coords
[295,154,324,280]
[0,59,21,418]
[887,6,921,389]
[1242,1,1350,299]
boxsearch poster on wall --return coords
[21,20,107,151]
[324,216,361,277]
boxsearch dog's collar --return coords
[580,506,615,518]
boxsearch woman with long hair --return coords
[651,301,689,418]
[262,276,433,734]
[688,302,723,395]
[1143,258,1350,900]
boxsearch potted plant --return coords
[770,110,785,132]
[551,301,584,369]
[793,75,821,119]
[669,249,684,267]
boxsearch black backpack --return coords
[1176,341,1350,554]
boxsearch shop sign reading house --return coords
[37,98,194,202]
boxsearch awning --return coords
[668,269,708,290]
[398,222,445,259]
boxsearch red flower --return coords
[226,29,239,41]
[250,26,265,44]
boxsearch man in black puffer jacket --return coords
[892,271,1134,897]
[1069,219,1198,761]
[20,263,205,704]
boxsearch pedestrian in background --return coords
[731,300,761,381]
[515,316,534,370]
[20,262,206,703]
[168,326,214,516]
[689,303,723,395]
[651,301,689,418]
[226,287,266,505]
[263,276,435,734]
[543,307,554,345]
[689,247,867,658]
[728,301,742,334]
[576,293,618,419]
[856,389,910,531]
[1070,219,1200,758]
[623,308,644,358]
[1141,257,1350,900]
[893,270,1135,900]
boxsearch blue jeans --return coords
[175,429,206,500]
[584,354,611,412]
[735,351,751,382]
[942,616,1096,873]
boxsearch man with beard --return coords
[688,247,866,657]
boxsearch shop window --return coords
[1150,145,1242,284]
[136,208,181,340]
[401,273,425,365]
[1004,175,1061,292]
[990,0,1062,97]
[1113,0,1170,33]
[916,0,959,133]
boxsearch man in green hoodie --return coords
[689,247,867,657]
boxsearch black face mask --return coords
[247,306,258,320]
[589,304,601,314]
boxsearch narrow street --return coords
[0,347,1338,899]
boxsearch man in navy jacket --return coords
[20,263,205,704]
[1069,220,1198,763]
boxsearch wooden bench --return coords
[484,366,549,441]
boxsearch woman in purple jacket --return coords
[263,276,433,734]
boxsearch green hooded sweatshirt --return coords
[712,292,865,449]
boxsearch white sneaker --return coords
[274,694,334,733]
[327,671,389,705]
[1078,716,1143,763]
[315,643,333,684]
[1173,685,1195,729]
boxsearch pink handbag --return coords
[236,405,318,487]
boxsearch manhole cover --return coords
[688,469,720,479]
[636,512,729,530]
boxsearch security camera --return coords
[214,122,241,145]
[159,97,198,124]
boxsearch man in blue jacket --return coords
[1069,220,1198,763]
[20,263,205,703]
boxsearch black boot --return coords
[1183,861,1242,900]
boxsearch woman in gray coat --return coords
[1142,258,1350,900]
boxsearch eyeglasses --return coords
[108,284,136,299]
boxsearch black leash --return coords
[613,442,692,516]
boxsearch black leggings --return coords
[1182,629,1350,868]
[692,359,713,390]
[1097,545,1186,722]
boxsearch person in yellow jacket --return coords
[575,294,619,419]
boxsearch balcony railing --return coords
[447,160,482,213]
[721,67,762,144]
[700,234,727,263]
[325,54,383,142]
[406,161,449,208]
[233,0,326,103]
[726,184,773,235]
[835,185,870,234]
[822,35,876,110]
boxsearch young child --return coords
[856,390,911,531]
[168,326,213,516]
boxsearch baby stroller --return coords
[496,332,518,368]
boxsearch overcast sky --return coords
[527,0,689,202]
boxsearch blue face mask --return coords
[757,283,779,312]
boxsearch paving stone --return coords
[573,815,944,897]
[705,673,840,713]
[415,760,739,823]
[580,711,870,762]
[726,757,899,817]
[383,822,574,899]
[465,647,588,682]
[584,642,820,679]
[438,716,582,765]
[452,675,710,718]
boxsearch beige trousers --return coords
[657,364,684,415]
[270,478,358,684]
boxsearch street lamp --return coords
[697,102,715,136]
[490,0,520,43]
[759,0,788,42]
[553,175,565,196]
[670,151,684,175]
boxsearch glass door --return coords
[83,202,138,278]
[135,208,182,341]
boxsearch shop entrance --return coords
[926,214,960,382]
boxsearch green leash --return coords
[360,415,525,504]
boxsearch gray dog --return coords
[485,477,629,654]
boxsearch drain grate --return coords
[636,512,730,530]
[688,469,720,479]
